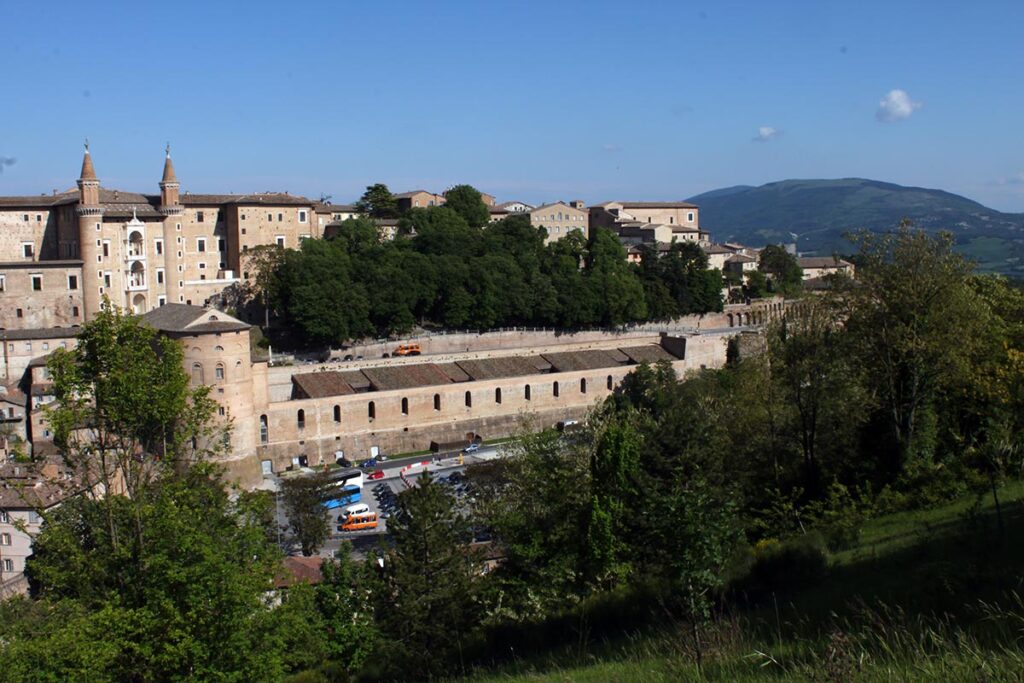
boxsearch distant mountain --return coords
[687,178,1024,275]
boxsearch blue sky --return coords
[2,0,1023,211]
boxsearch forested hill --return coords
[688,178,1024,275]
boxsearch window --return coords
[267,213,272,221]
[580,378,587,394]
[524,384,531,401]
[197,211,205,223]
[219,406,226,416]
[16,308,23,318]
[0,533,10,546]
[28,511,41,524]
[22,242,33,258]
[2,559,11,573]
[67,275,78,290]
[215,363,225,381]
[199,263,206,269]
[73,305,80,316]
[157,269,165,284]
[333,405,341,423]
[102,240,110,257]
[155,239,163,255]
[401,397,409,416]
[607,375,614,390]
[687,212,694,222]
[277,213,283,222]
[191,362,204,385]
[465,391,472,408]
[297,409,305,429]
[260,415,268,444]
[218,238,226,252]
[368,401,376,421]
[42,342,49,351]
[433,394,441,411]
[156,298,164,307]
[495,388,502,404]
[31,274,42,291]
[36,214,42,222]
[298,210,307,223]
[553,381,560,398]
[0,511,7,523]
[0,275,5,292]
[22,214,28,222]
[275,236,285,248]
[103,272,111,288]
[197,238,206,252]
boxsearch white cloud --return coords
[876,89,922,122]
[752,126,781,142]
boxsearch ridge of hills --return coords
[686,178,1024,274]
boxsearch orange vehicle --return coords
[394,343,421,356]
[339,512,379,532]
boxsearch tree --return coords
[16,463,285,681]
[242,244,286,330]
[584,229,648,326]
[758,244,803,295]
[371,473,481,677]
[443,184,491,228]
[841,225,988,477]
[45,302,226,521]
[353,183,398,219]
[280,471,331,556]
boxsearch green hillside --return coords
[688,178,1024,275]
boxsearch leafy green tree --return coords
[443,184,491,228]
[353,183,398,219]
[743,269,769,299]
[841,225,989,477]
[408,206,480,258]
[17,464,285,682]
[371,473,482,678]
[46,301,226,517]
[758,244,803,295]
[280,471,331,556]
[584,229,648,326]
[242,244,286,330]
[328,216,380,254]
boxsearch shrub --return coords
[742,531,829,597]
[806,482,866,551]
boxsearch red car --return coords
[368,469,386,480]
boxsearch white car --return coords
[342,503,370,518]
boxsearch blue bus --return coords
[322,484,361,509]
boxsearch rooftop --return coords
[140,304,249,334]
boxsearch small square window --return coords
[16,309,23,318]
[197,211,205,223]
[31,275,42,291]
[197,238,206,252]
[72,306,80,317]
[22,243,34,258]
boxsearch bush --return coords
[741,532,829,597]
[806,482,866,551]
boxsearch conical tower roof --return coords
[161,144,177,184]
[79,141,97,181]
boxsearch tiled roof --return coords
[0,195,64,208]
[541,350,624,372]
[180,192,314,206]
[455,356,546,381]
[797,256,852,268]
[436,363,471,383]
[292,371,360,399]
[620,201,698,209]
[618,345,679,363]
[140,304,249,334]
[361,364,453,391]
[273,555,324,588]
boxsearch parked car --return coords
[464,442,481,453]
[361,459,377,469]
[368,469,385,480]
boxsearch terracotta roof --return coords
[140,304,249,334]
[273,556,324,588]
[620,201,698,209]
[704,244,737,254]
[79,150,96,181]
[797,256,852,269]
[436,362,471,383]
[726,254,756,263]
[161,152,177,184]
[0,458,79,510]
[179,192,314,206]
[314,203,356,214]
[291,371,363,399]
[0,195,64,208]
[361,364,453,391]
[618,345,679,363]
[455,356,547,381]
[541,350,625,372]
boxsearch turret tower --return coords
[76,140,105,318]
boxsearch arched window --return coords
[259,415,268,444]
[495,388,502,404]
[215,362,225,381]
[607,375,613,390]
[297,409,305,429]
[333,405,341,423]
[433,394,441,411]
[553,381,560,398]
[368,401,375,421]
[214,345,224,352]
[465,391,472,408]
[191,362,204,385]
[524,384,531,401]
[580,378,587,394]
[401,397,409,416]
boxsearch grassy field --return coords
[463,482,1024,682]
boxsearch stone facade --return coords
[529,201,589,243]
